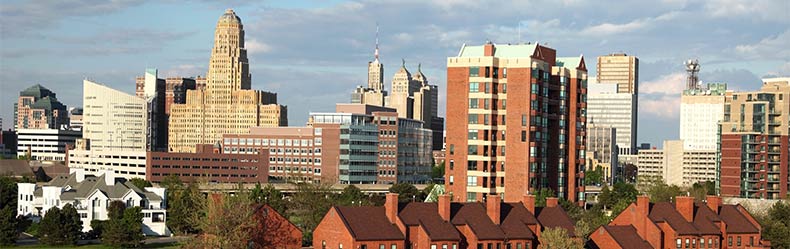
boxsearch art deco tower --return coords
[168,9,287,153]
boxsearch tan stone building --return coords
[168,9,287,153]
[596,53,638,94]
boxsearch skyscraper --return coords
[168,9,287,153]
[14,84,69,130]
[594,53,638,155]
[719,77,790,199]
[445,42,587,203]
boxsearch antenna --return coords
[374,23,380,62]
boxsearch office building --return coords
[16,128,81,161]
[68,107,83,131]
[590,195,770,248]
[587,82,637,155]
[636,140,717,187]
[136,75,197,115]
[67,80,149,179]
[596,53,638,94]
[17,169,169,236]
[14,84,69,130]
[222,104,433,184]
[313,193,576,249]
[586,121,617,184]
[146,144,268,183]
[445,42,587,203]
[1,130,16,158]
[719,77,790,199]
[680,72,727,150]
[168,9,287,153]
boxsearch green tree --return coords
[759,201,790,248]
[102,201,144,247]
[288,182,334,246]
[644,181,683,203]
[431,162,445,179]
[584,166,604,186]
[535,188,556,207]
[167,182,203,235]
[337,185,368,206]
[389,183,420,202]
[185,192,256,249]
[0,206,18,245]
[537,227,584,249]
[159,174,184,192]
[129,178,152,190]
[249,183,288,215]
[598,185,614,209]
[38,204,81,246]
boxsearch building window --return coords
[380,245,385,249]
[737,237,741,246]
[728,237,732,247]
[340,244,343,249]
[521,115,527,126]
[750,237,754,246]
[391,244,397,249]
[449,176,454,185]
[502,68,507,78]
[449,160,454,170]
[676,239,681,248]
[469,114,479,124]
[468,193,477,202]
[467,176,477,186]
[521,131,527,142]
[470,67,480,77]
[362,245,367,249]
[469,98,479,109]
[470,82,479,93]
[468,145,478,155]
[431,245,437,249]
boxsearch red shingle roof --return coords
[692,203,722,235]
[718,205,759,234]
[500,203,539,240]
[648,202,700,235]
[604,225,652,249]
[335,206,405,241]
[450,203,506,240]
[536,206,576,237]
[398,202,461,241]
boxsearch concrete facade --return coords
[445,42,587,203]
[587,82,637,155]
[680,83,727,150]
[16,128,81,161]
[168,9,287,153]
[637,140,717,187]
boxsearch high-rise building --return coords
[222,104,433,184]
[68,107,83,131]
[168,9,287,153]
[14,84,69,130]
[596,53,638,94]
[719,77,790,199]
[445,42,587,203]
[586,122,617,184]
[136,74,197,115]
[68,80,149,179]
[587,82,637,155]
[680,61,727,150]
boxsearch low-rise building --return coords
[17,169,169,236]
[146,144,268,183]
[16,128,81,161]
[590,195,770,248]
[313,193,576,249]
[636,140,717,187]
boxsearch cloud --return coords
[246,39,272,54]
[704,0,790,22]
[638,72,685,119]
[580,11,680,36]
[161,64,206,78]
[640,72,686,94]
[0,0,145,37]
[734,30,790,60]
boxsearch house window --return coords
[431,245,437,249]
[676,239,681,248]
[685,238,689,248]
[362,245,367,249]
[380,245,385,249]
[340,244,343,249]
[516,243,522,249]
[737,237,741,246]
[391,244,397,249]
[728,237,732,247]
[750,237,754,246]
[442,245,448,249]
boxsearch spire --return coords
[402,58,406,68]
[374,23,380,62]
[418,63,422,73]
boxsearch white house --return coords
[17,168,170,236]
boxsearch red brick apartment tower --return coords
[718,78,789,199]
[446,42,587,203]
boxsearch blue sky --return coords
[1,0,788,147]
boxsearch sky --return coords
[1,0,788,147]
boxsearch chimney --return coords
[675,196,694,222]
[523,195,536,214]
[546,197,558,208]
[103,170,115,186]
[486,194,501,225]
[637,195,649,216]
[706,195,722,214]
[70,168,85,182]
[385,193,399,224]
[438,194,451,222]
[484,42,495,56]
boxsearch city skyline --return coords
[1,0,788,147]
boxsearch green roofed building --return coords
[14,84,70,130]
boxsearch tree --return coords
[337,185,368,206]
[129,178,152,190]
[643,178,683,203]
[102,201,144,248]
[185,192,257,248]
[38,204,81,246]
[431,162,445,179]
[167,182,203,235]
[0,206,17,245]
[287,182,335,246]
[759,201,790,248]
[537,227,584,249]
[389,183,420,202]
[584,166,604,186]
[621,163,638,183]
[250,183,288,215]
[534,188,556,207]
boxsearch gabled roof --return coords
[692,203,722,235]
[536,206,576,237]
[603,225,652,249]
[500,203,539,239]
[556,56,587,71]
[648,202,700,235]
[41,172,161,202]
[398,202,461,241]
[450,203,506,240]
[718,205,759,234]
[334,206,404,241]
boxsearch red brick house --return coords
[314,193,577,249]
[590,195,770,249]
